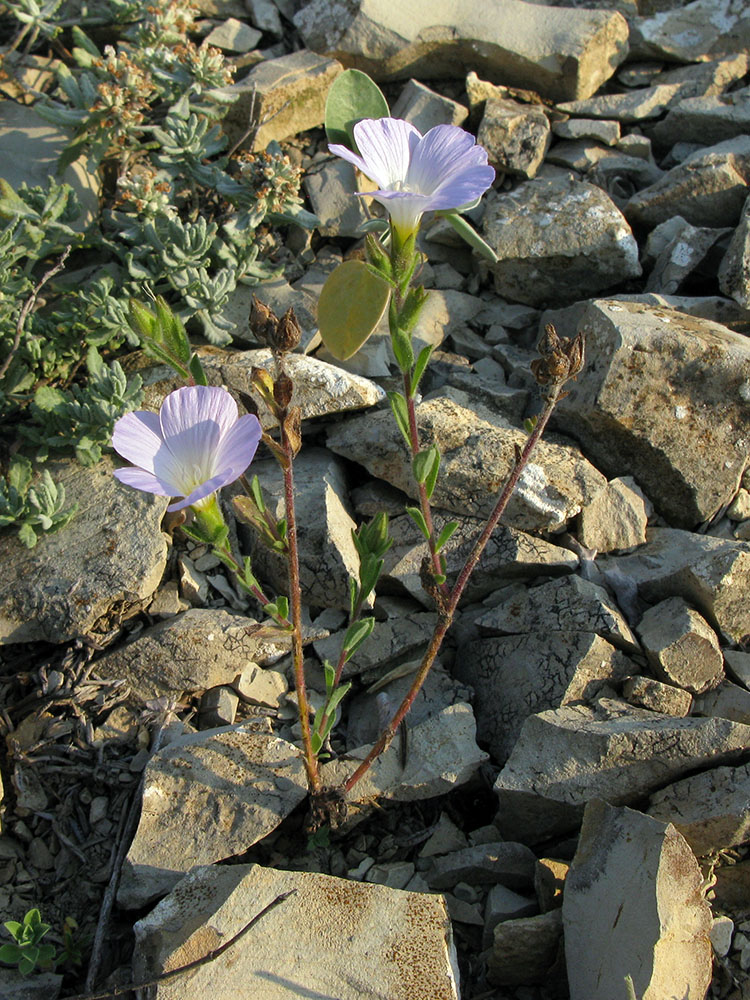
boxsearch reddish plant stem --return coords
[403,371,450,596]
[343,385,561,792]
[280,433,320,794]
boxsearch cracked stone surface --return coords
[382,511,578,606]
[563,800,712,1000]
[118,724,308,909]
[326,387,606,533]
[235,448,360,611]
[457,631,633,761]
[493,697,750,843]
[132,863,460,999]
[0,457,168,645]
[577,476,649,553]
[556,299,750,527]
[93,609,297,701]
[474,574,639,652]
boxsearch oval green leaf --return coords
[325,69,389,148]
[318,260,391,361]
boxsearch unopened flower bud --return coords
[250,295,277,345]
[273,372,294,410]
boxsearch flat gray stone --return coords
[391,79,469,132]
[555,299,750,528]
[427,841,536,890]
[483,177,640,307]
[488,909,564,987]
[577,476,649,553]
[326,387,606,533]
[294,0,628,103]
[0,457,168,644]
[601,528,750,645]
[626,135,750,230]
[132,863,460,999]
[636,597,724,695]
[493,698,750,843]
[474,574,639,651]
[94,609,295,701]
[478,99,551,179]
[457,631,633,761]
[563,800,712,1000]
[654,86,750,148]
[622,676,692,717]
[648,763,750,856]
[118,724,307,909]
[719,191,750,309]
[631,0,750,62]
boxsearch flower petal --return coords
[166,472,232,512]
[212,413,262,476]
[158,385,238,481]
[111,410,164,473]
[364,189,433,238]
[407,124,495,210]
[327,142,372,179]
[113,465,179,497]
[350,118,421,189]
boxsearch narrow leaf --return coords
[424,445,440,499]
[342,617,375,660]
[410,344,434,398]
[435,520,459,552]
[406,506,430,540]
[440,211,499,263]
[386,391,411,449]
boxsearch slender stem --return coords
[403,372,449,596]
[280,428,320,794]
[343,387,561,792]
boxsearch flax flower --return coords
[329,117,495,239]
[112,385,261,511]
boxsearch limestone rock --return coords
[622,675,692,717]
[558,82,687,123]
[313,607,437,681]
[132,863,460,999]
[221,50,342,150]
[483,178,641,307]
[493,698,750,843]
[488,909,563,987]
[648,763,750,856]
[0,970,63,1000]
[636,597,724,695]
[654,86,750,148]
[484,885,538,949]
[563,800,712,1000]
[93,608,294,701]
[719,192,750,309]
[219,349,384,429]
[0,101,100,230]
[478,99,551,179]
[632,0,750,62]
[294,0,629,103]
[304,157,376,237]
[694,679,750,726]
[645,220,730,296]
[555,300,750,527]
[725,649,750,688]
[391,79,469,132]
[602,528,750,644]
[474,574,640,651]
[0,457,168,645]
[204,17,262,50]
[383,511,578,606]
[626,135,750,230]
[552,117,620,145]
[427,842,536,891]
[236,448,360,611]
[326,388,606,533]
[321,702,488,802]
[458,631,633,761]
[577,476,649,552]
[118,724,307,908]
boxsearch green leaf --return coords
[325,69,389,148]
[3,921,23,939]
[406,506,430,541]
[0,943,21,963]
[17,523,38,548]
[424,445,440,499]
[250,476,265,513]
[435,520,459,552]
[189,353,208,386]
[348,576,358,619]
[342,617,375,660]
[318,260,390,361]
[440,211,498,263]
[7,458,31,496]
[412,446,439,485]
[386,391,411,449]
[410,344,434,398]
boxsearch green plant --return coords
[0,908,56,975]
[0,455,77,548]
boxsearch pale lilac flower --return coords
[329,117,495,239]
[112,385,261,511]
